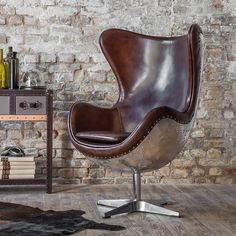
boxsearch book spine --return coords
[2,175,35,179]
[10,170,35,175]
[1,162,35,166]
[0,165,36,170]
[1,156,35,162]
[0,169,35,176]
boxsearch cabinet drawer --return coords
[0,96,10,114]
[16,96,46,115]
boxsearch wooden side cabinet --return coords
[0,89,53,193]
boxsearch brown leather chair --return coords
[68,24,203,218]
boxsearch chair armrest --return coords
[68,102,124,138]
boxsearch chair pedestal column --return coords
[97,170,179,218]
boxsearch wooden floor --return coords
[0,184,235,236]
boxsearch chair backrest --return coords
[99,24,203,131]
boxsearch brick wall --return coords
[0,0,235,184]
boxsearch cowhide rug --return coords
[0,202,125,235]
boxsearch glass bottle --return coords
[0,49,6,89]
[8,51,19,89]
[4,46,13,88]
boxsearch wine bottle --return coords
[8,51,19,89]
[0,49,6,89]
[4,46,13,88]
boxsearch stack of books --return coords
[0,156,35,179]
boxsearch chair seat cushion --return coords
[76,131,130,144]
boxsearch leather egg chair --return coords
[68,24,203,218]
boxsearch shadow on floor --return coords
[0,201,125,235]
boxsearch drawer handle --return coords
[19,101,29,110]
[31,101,42,110]
[19,101,42,110]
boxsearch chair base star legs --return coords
[97,170,180,218]
[100,200,179,218]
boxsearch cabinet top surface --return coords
[0,89,53,96]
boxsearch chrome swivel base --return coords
[98,199,179,218]
[97,170,180,218]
